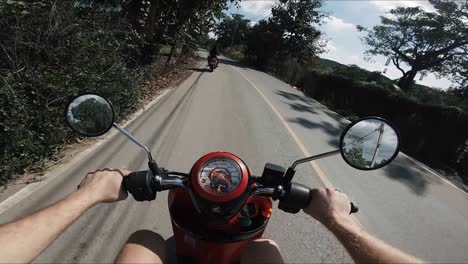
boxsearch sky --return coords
[226,0,454,90]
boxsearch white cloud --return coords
[324,16,354,31]
[238,1,276,19]
[370,1,435,13]
[249,21,257,27]
[326,40,337,52]
[319,15,452,89]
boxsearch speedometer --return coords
[191,152,250,202]
[198,158,242,195]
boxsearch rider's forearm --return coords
[328,216,424,264]
[0,189,98,263]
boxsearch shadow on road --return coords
[287,117,342,148]
[382,157,442,195]
[187,67,211,73]
[218,58,251,69]
[275,90,316,105]
[285,101,317,114]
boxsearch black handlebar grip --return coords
[278,182,311,214]
[350,202,358,214]
[123,170,157,201]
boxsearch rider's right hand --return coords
[77,168,130,203]
[303,188,362,232]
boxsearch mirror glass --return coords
[340,118,399,170]
[66,94,114,137]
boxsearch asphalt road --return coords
[1,53,468,263]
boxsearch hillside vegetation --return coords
[213,0,468,180]
[0,0,233,182]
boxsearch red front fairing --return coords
[168,188,273,264]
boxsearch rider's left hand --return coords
[78,168,130,203]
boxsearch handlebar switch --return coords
[278,182,311,214]
[261,163,286,186]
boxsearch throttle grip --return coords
[350,202,359,214]
[123,170,157,201]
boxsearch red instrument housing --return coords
[167,152,273,263]
[191,152,250,202]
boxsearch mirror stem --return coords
[290,150,340,170]
[284,150,340,183]
[112,123,154,161]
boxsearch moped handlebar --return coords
[124,170,358,215]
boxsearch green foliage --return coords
[216,14,251,49]
[318,59,468,110]
[343,143,368,168]
[269,56,468,174]
[244,20,282,70]
[222,46,245,61]
[0,0,140,180]
[287,69,468,171]
[243,0,325,70]
[269,0,324,64]
[69,98,114,136]
[155,0,238,63]
[357,0,468,91]
[0,0,236,181]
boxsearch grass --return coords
[159,45,182,57]
[222,47,244,61]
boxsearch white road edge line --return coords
[293,85,467,195]
[400,152,467,195]
[0,89,172,216]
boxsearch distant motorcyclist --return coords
[208,41,219,69]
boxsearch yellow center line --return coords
[232,66,334,188]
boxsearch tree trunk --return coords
[166,43,176,64]
[178,44,188,61]
[397,69,418,91]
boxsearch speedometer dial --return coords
[191,152,249,202]
[198,158,242,195]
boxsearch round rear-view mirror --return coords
[339,117,400,170]
[65,94,114,137]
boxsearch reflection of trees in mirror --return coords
[70,98,113,135]
[343,142,370,168]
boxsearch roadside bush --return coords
[222,45,245,62]
[0,1,142,181]
[298,70,468,174]
[269,59,468,178]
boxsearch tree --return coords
[243,0,325,69]
[70,98,113,135]
[357,0,468,91]
[159,0,237,63]
[343,143,369,168]
[215,14,251,49]
[269,0,324,64]
[244,20,282,69]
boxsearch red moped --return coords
[66,94,400,264]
